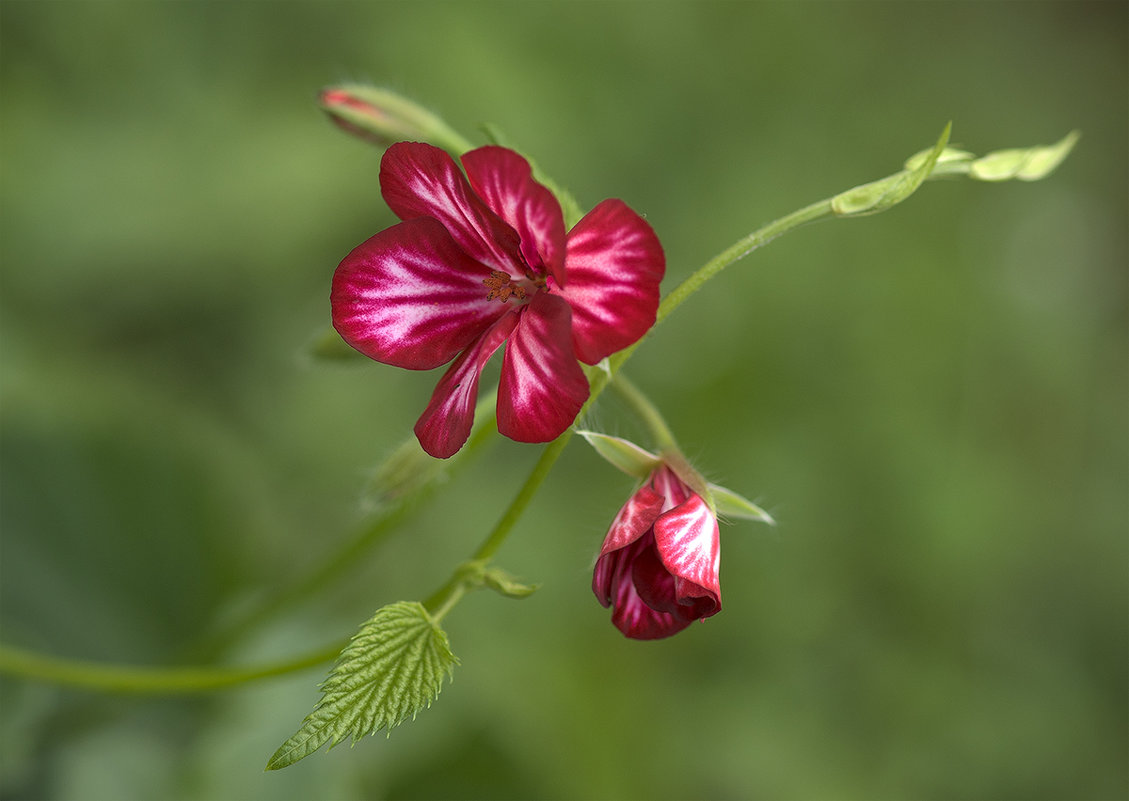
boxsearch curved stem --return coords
[2,166,889,694]
[422,197,846,619]
[656,198,832,325]
[0,640,345,695]
[471,433,574,563]
[421,432,576,616]
[608,373,678,453]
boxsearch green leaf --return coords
[969,130,1080,182]
[708,483,775,525]
[576,431,661,479]
[265,602,458,770]
[831,122,952,216]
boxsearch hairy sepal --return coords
[576,431,661,479]
[708,483,776,525]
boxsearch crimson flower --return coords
[332,142,665,458]
[592,464,721,640]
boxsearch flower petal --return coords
[630,537,681,614]
[558,199,665,364]
[610,546,697,640]
[651,464,694,511]
[461,146,566,287]
[653,493,721,610]
[592,485,664,607]
[598,484,664,558]
[413,311,519,459]
[496,293,589,443]
[380,142,526,276]
[332,217,509,370]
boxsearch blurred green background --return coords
[1,1,1125,799]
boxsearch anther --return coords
[483,270,527,303]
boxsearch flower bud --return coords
[832,122,951,217]
[318,84,471,153]
[593,463,722,639]
[969,130,1080,182]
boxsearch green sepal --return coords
[708,483,775,525]
[265,601,458,770]
[482,567,539,599]
[480,123,585,228]
[576,431,661,479]
[832,122,952,216]
[969,130,1080,182]
[304,326,367,363]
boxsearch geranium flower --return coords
[592,463,721,640]
[332,142,665,458]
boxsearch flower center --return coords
[483,271,526,303]
[483,270,547,304]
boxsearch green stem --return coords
[608,372,678,453]
[0,162,906,693]
[421,432,576,616]
[0,640,345,695]
[656,198,832,325]
[421,197,846,619]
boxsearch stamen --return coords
[483,270,527,303]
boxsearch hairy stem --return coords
[608,372,678,453]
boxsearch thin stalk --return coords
[608,372,678,453]
[1,170,882,693]
[0,640,346,695]
[656,198,832,325]
[421,197,845,619]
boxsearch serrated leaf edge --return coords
[265,602,457,771]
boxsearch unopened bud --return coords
[969,130,1080,182]
[318,84,472,153]
[832,122,952,217]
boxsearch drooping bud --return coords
[318,84,472,153]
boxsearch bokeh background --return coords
[1,2,1125,799]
